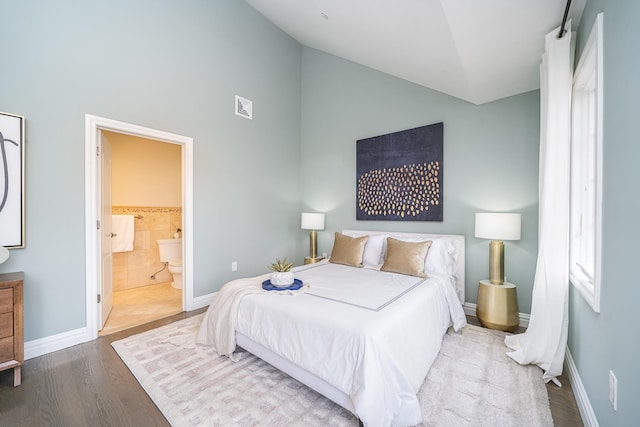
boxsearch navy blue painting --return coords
[356,122,443,221]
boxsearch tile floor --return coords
[99,281,182,336]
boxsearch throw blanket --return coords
[196,273,308,360]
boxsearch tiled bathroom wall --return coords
[112,206,182,292]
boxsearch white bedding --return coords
[302,262,427,311]
[231,261,466,426]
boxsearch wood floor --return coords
[0,312,583,426]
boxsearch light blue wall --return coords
[568,0,640,425]
[0,1,302,341]
[299,48,540,312]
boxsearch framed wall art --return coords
[356,122,443,222]
[0,112,25,248]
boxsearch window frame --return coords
[570,12,603,313]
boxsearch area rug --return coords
[112,314,552,426]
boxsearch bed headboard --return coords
[341,229,465,304]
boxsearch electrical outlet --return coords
[231,261,238,272]
[609,370,618,411]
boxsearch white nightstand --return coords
[476,279,519,332]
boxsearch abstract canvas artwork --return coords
[356,122,443,221]
[0,112,25,247]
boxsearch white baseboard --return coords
[190,291,215,310]
[24,327,92,360]
[463,302,530,328]
[25,292,216,360]
[565,348,599,427]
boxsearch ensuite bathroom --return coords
[99,130,183,336]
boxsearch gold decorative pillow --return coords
[329,232,369,267]
[381,237,432,277]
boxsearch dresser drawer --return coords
[0,311,13,338]
[0,336,13,363]
[0,288,13,314]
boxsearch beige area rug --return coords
[112,314,552,426]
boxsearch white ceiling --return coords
[246,0,585,105]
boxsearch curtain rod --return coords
[557,0,572,39]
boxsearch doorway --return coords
[85,115,194,341]
[99,131,183,335]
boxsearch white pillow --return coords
[425,238,457,277]
[362,234,388,266]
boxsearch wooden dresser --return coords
[0,272,24,387]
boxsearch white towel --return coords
[111,215,134,253]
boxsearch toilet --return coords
[167,259,183,289]
[157,238,183,289]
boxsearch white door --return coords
[99,136,113,330]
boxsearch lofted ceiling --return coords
[246,0,585,105]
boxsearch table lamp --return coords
[301,212,325,263]
[475,212,521,284]
[0,247,9,264]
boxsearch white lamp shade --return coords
[475,213,521,241]
[0,246,9,264]
[301,212,325,230]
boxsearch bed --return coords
[197,229,467,426]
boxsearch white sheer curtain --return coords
[504,22,575,386]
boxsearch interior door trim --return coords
[84,114,194,340]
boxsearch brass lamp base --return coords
[308,230,318,259]
[476,280,519,332]
[304,230,325,264]
[489,240,505,284]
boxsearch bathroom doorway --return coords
[85,115,194,341]
[99,131,183,335]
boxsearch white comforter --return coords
[200,261,466,426]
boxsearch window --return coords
[570,13,603,313]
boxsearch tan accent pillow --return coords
[381,237,432,277]
[329,232,369,267]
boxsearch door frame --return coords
[84,114,194,340]
[100,137,113,330]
